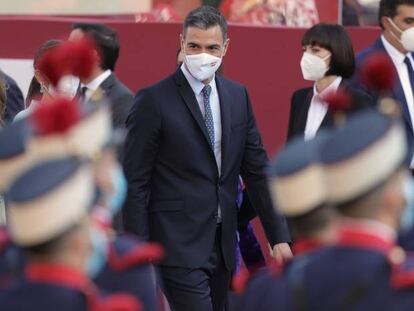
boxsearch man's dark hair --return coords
[183,6,228,41]
[72,23,119,71]
[287,205,335,241]
[379,0,414,28]
[302,23,355,79]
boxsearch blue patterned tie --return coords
[405,56,414,90]
[201,85,214,149]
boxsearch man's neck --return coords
[315,75,338,93]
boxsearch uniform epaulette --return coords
[108,236,164,272]
[91,293,142,311]
[388,247,414,289]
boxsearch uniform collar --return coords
[337,217,396,255]
[25,262,95,293]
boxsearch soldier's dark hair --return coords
[183,6,228,41]
[25,224,79,256]
[287,205,335,240]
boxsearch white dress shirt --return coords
[81,69,112,102]
[181,64,222,174]
[181,64,223,222]
[382,35,414,167]
[304,76,342,141]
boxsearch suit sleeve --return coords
[112,92,134,130]
[239,87,291,246]
[122,90,161,239]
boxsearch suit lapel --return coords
[216,76,231,176]
[298,90,313,134]
[90,73,115,100]
[174,70,215,156]
[98,73,115,93]
[376,39,414,131]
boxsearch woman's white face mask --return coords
[300,52,331,81]
[41,75,80,99]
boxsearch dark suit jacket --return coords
[350,38,414,156]
[98,73,134,129]
[0,71,24,123]
[287,80,373,141]
[123,69,290,269]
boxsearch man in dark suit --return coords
[123,6,291,311]
[351,0,414,160]
[68,23,134,130]
[0,70,24,123]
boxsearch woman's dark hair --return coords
[25,39,62,106]
[301,23,355,79]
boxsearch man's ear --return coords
[381,16,393,31]
[180,34,185,53]
[222,38,230,57]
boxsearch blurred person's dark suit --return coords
[0,71,24,122]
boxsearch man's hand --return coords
[271,243,293,263]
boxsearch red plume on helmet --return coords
[36,49,66,87]
[30,97,81,135]
[360,52,396,94]
[323,88,352,114]
[322,88,352,126]
[35,38,97,87]
[58,38,97,81]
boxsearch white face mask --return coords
[388,18,414,52]
[57,75,80,99]
[185,52,222,82]
[300,52,331,81]
[41,75,80,99]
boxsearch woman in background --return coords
[14,39,78,121]
[26,40,62,106]
[287,23,372,142]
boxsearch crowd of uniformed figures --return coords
[2,1,414,310]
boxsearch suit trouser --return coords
[159,225,232,311]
